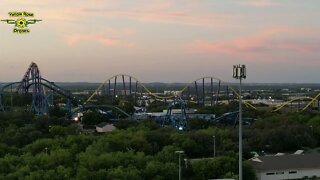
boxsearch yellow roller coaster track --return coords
[85,74,256,109]
[86,74,320,112]
[302,92,320,111]
[271,97,315,112]
[86,74,175,102]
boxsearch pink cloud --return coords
[65,35,135,47]
[65,28,135,48]
[185,27,320,58]
[275,42,316,53]
[80,0,234,28]
[7,1,234,29]
[80,8,233,28]
[242,0,279,7]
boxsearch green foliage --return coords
[82,111,109,125]
[147,100,167,112]
[187,119,217,130]
[117,100,135,114]
[146,127,174,154]
[7,109,320,179]
[49,105,67,117]
[1,93,32,109]
[144,161,177,180]
[49,126,68,137]
[107,166,141,180]
[138,119,161,130]
[246,114,317,152]
[0,111,34,128]
[190,156,237,179]
[243,161,257,180]
[114,120,139,129]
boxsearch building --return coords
[95,122,116,133]
[163,91,181,96]
[250,153,320,180]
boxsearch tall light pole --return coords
[233,64,246,180]
[213,135,216,157]
[175,150,184,180]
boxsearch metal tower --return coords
[163,98,187,130]
[17,62,47,115]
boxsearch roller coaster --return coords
[0,62,77,115]
[70,104,131,120]
[81,72,320,128]
[1,62,320,128]
[0,63,137,120]
[86,73,320,112]
[85,74,258,109]
[86,74,233,104]
[162,98,187,130]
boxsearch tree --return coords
[107,166,141,180]
[190,156,237,179]
[82,111,109,125]
[144,161,177,180]
[243,161,257,180]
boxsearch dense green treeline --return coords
[0,111,257,179]
[245,112,320,153]
[1,109,320,179]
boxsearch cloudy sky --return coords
[0,0,320,83]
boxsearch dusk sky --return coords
[1,0,320,83]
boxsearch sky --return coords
[0,0,320,83]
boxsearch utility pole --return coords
[233,65,246,180]
[213,135,216,157]
[175,150,184,180]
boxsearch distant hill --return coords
[1,82,320,91]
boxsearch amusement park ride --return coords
[0,62,319,129]
[0,62,74,115]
